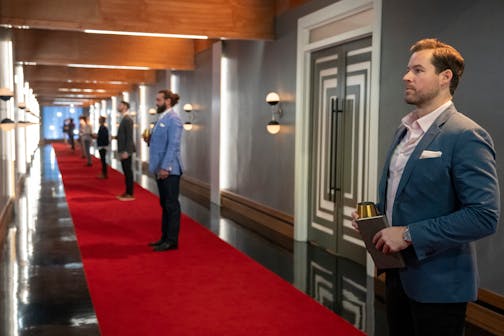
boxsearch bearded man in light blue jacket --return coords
[148,89,183,252]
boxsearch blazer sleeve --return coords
[124,117,135,153]
[409,127,500,260]
[160,115,182,171]
[118,117,135,154]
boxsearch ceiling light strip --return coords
[84,29,208,40]
[67,64,149,70]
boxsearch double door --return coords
[308,37,372,265]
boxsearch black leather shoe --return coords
[153,242,178,252]
[148,239,164,247]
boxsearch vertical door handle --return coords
[329,97,344,202]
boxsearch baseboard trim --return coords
[220,190,294,250]
[180,175,211,207]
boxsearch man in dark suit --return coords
[116,101,136,201]
[354,38,499,335]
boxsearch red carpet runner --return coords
[53,143,365,336]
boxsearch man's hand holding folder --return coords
[352,210,406,269]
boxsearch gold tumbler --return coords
[142,128,152,144]
[356,201,378,218]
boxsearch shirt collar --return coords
[159,108,174,119]
[401,100,452,133]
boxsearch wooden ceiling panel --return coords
[0,0,283,106]
[14,29,195,70]
[1,0,275,40]
[23,65,157,84]
[29,81,132,93]
[23,64,156,106]
[34,91,114,99]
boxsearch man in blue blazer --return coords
[148,89,183,252]
[359,39,499,335]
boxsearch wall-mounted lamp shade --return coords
[266,120,280,134]
[183,122,193,131]
[148,108,157,115]
[266,92,280,105]
[266,92,282,134]
[183,104,194,131]
[17,102,26,109]
[183,104,193,112]
[0,88,14,101]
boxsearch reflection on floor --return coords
[0,146,100,336]
[0,145,388,335]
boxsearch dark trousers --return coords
[68,134,75,150]
[99,148,107,177]
[156,175,181,244]
[121,156,133,195]
[83,139,92,164]
[385,270,467,336]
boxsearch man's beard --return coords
[156,104,167,114]
[404,85,439,107]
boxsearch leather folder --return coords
[356,215,406,269]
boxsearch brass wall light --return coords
[183,103,194,131]
[265,92,282,134]
[0,88,15,131]
[0,87,14,102]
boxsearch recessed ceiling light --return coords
[67,64,149,70]
[84,29,208,40]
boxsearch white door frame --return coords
[294,0,382,274]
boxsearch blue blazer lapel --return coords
[394,106,456,205]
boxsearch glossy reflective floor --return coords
[1,145,387,335]
[0,146,100,336]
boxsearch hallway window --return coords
[42,106,83,140]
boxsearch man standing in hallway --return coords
[148,90,183,252]
[67,118,75,152]
[116,101,136,201]
[79,116,92,166]
[353,38,499,335]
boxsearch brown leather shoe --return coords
[117,194,135,201]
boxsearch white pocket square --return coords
[159,123,166,127]
[420,150,442,159]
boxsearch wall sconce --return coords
[0,87,14,102]
[265,92,282,134]
[148,107,157,115]
[183,103,194,131]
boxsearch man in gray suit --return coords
[116,100,136,201]
[355,39,499,335]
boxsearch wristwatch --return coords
[403,226,412,243]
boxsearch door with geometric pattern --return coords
[308,36,372,266]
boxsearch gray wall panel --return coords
[380,0,504,294]
[177,50,212,183]
[219,0,339,214]
[222,39,296,214]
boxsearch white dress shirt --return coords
[386,100,452,226]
